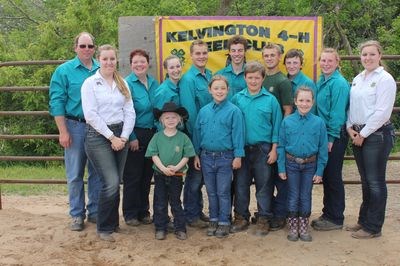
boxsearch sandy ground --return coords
[0,162,399,266]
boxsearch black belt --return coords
[286,153,316,164]
[202,150,233,156]
[245,143,267,151]
[352,121,391,133]
[66,115,86,123]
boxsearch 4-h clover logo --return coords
[171,49,186,66]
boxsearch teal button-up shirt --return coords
[179,65,212,138]
[290,71,317,114]
[125,72,159,140]
[49,56,99,118]
[153,78,180,109]
[231,87,282,145]
[193,99,245,157]
[215,64,246,99]
[316,69,350,142]
[277,111,328,176]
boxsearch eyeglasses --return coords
[78,44,95,49]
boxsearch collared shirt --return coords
[346,66,396,138]
[262,71,293,113]
[277,111,328,176]
[215,64,246,99]
[179,65,213,137]
[81,70,135,139]
[231,87,282,145]
[49,56,99,118]
[193,99,245,157]
[125,72,159,140]
[290,71,317,114]
[153,78,180,109]
[316,69,350,142]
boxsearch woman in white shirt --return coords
[346,40,396,239]
[82,44,135,242]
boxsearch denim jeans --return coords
[122,128,155,221]
[271,162,288,219]
[286,159,316,217]
[201,150,233,225]
[85,123,129,233]
[183,157,204,223]
[65,118,101,220]
[234,143,274,219]
[321,126,348,225]
[353,125,394,234]
[153,173,186,232]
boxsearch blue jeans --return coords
[234,143,274,219]
[321,126,348,225]
[271,162,288,219]
[153,173,186,232]
[85,123,129,233]
[183,157,204,223]
[65,119,101,220]
[122,128,155,221]
[353,125,394,234]
[201,150,233,225]
[286,159,316,217]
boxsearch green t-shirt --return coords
[145,130,195,174]
[262,71,293,113]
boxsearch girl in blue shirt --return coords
[278,86,328,242]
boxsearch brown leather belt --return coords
[286,153,316,164]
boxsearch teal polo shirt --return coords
[193,99,245,157]
[277,111,328,176]
[49,56,99,118]
[125,72,159,140]
[179,65,212,138]
[215,64,246,99]
[315,69,350,142]
[231,87,282,145]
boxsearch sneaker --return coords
[215,225,230,238]
[175,231,187,240]
[230,217,249,233]
[188,219,208,229]
[70,217,84,231]
[98,232,115,242]
[140,215,152,225]
[207,221,218,236]
[345,223,363,232]
[311,217,343,231]
[126,218,141,226]
[269,218,286,231]
[155,230,167,240]
[254,217,269,237]
[351,229,381,239]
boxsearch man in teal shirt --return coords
[215,35,248,99]
[49,32,101,231]
[179,40,212,227]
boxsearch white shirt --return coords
[346,66,396,138]
[81,70,135,139]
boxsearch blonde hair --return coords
[209,74,229,89]
[97,44,131,99]
[320,47,340,63]
[360,40,383,66]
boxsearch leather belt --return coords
[352,120,391,133]
[286,153,316,164]
[65,115,86,123]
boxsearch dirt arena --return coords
[0,162,399,266]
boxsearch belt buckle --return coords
[295,157,304,164]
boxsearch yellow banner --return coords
[155,16,323,81]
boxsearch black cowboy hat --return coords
[153,102,189,121]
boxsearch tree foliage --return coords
[0,0,399,162]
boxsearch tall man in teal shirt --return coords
[231,62,283,236]
[261,42,293,230]
[215,35,248,99]
[49,32,101,231]
[179,40,213,227]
